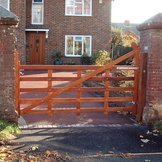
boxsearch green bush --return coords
[0,118,20,138]
[91,50,112,65]
[81,54,91,65]
[81,50,112,65]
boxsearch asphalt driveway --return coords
[13,125,162,162]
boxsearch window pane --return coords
[33,0,43,3]
[67,6,74,14]
[66,0,74,6]
[75,1,82,15]
[0,0,8,10]
[75,36,82,41]
[66,37,73,55]
[34,0,43,3]
[84,37,90,55]
[33,4,43,24]
[84,0,90,15]
[75,41,82,55]
[66,0,74,14]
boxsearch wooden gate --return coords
[16,46,142,120]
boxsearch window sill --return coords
[65,55,82,58]
[65,14,92,17]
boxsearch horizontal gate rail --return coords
[17,46,140,116]
[23,107,133,115]
[20,76,135,82]
[20,97,133,103]
[20,87,135,92]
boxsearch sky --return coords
[112,0,162,24]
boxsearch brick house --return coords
[0,0,112,64]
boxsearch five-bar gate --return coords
[16,46,142,120]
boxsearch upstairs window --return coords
[32,0,44,24]
[65,35,92,57]
[0,0,10,10]
[65,0,92,16]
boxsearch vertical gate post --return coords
[137,13,162,123]
[137,53,147,122]
[133,47,140,116]
[15,51,21,116]
[0,7,19,123]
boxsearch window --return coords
[65,35,92,57]
[0,0,10,10]
[32,0,44,24]
[65,0,92,16]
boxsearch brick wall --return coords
[25,0,111,64]
[0,9,19,123]
[138,13,162,123]
[10,0,26,64]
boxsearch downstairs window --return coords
[65,35,92,57]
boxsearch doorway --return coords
[28,32,45,64]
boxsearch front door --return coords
[29,32,45,64]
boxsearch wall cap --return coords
[137,13,162,31]
[0,6,19,25]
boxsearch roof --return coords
[0,6,18,24]
[112,22,140,36]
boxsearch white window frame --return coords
[65,0,92,16]
[65,35,92,57]
[32,0,44,25]
[0,0,10,10]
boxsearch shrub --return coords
[0,118,20,139]
[51,51,63,65]
[91,50,112,65]
[81,54,91,65]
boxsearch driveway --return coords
[14,125,162,162]
[19,70,137,128]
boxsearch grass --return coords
[0,118,20,139]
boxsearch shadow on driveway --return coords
[14,125,162,159]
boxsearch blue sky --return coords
[112,0,162,24]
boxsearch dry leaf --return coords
[141,139,150,143]
[146,130,152,135]
[145,160,151,162]
[153,129,159,133]
[45,150,52,157]
[31,146,39,151]
[118,153,134,159]
[140,135,144,138]
[108,151,114,154]
[0,153,8,159]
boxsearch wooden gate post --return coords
[137,53,147,122]
[15,51,21,116]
